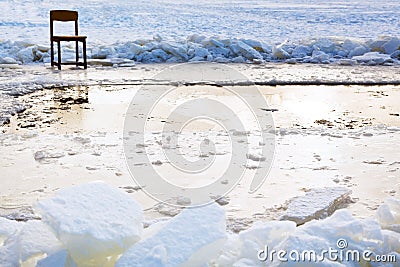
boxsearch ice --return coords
[273,210,385,265]
[280,187,352,225]
[376,198,400,233]
[0,218,22,267]
[383,37,400,54]
[17,46,36,63]
[0,56,18,64]
[36,250,78,267]
[352,52,392,64]
[291,45,311,58]
[348,46,368,57]
[0,217,22,239]
[272,46,290,60]
[116,203,226,267]
[0,234,20,267]
[0,35,399,65]
[232,41,263,60]
[238,221,296,261]
[382,230,400,254]
[19,220,63,264]
[36,181,143,266]
[310,50,330,63]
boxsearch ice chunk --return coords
[348,46,368,57]
[274,210,382,266]
[376,198,400,232]
[0,57,18,64]
[36,250,78,267]
[160,43,188,60]
[313,38,336,53]
[194,47,210,58]
[291,45,312,58]
[383,37,400,54]
[0,218,22,266]
[272,46,290,59]
[338,59,356,65]
[352,52,392,64]
[382,230,400,254]
[0,234,20,267]
[342,39,358,52]
[116,203,226,267]
[280,187,351,225]
[238,221,296,261]
[210,234,241,266]
[36,181,143,266]
[91,46,116,59]
[310,50,330,63]
[128,43,146,55]
[233,41,263,60]
[0,217,22,239]
[17,45,36,63]
[19,220,63,264]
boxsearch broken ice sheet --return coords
[116,203,226,267]
[280,187,352,225]
[35,181,143,266]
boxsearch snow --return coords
[35,181,143,266]
[0,183,400,266]
[0,218,22,267]
[269,210,396,266]
[376,198,400,233]
[18,220,63,264]
[0,0,400,65]
[280,187,352,225]
[116,203,226,267]
[352,52,393,65]
[1,35,398,66]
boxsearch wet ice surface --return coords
[0,64,399,235]
[0,63,400,128]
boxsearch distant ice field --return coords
[0,0,399,65]
[1,0,399,45]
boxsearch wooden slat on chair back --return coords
[50,10,78,21]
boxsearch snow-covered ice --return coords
[1,35,400,66]
[35,181,143,266]
[0,182,399,266]
[376,198,400,233]
[0,217,22,267]
[116,203,226,267]
[0,0,400,65]
[18,220,63,264]
[280,187,352,225]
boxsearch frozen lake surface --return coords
[0,0,400,65]
[1,0,400,44]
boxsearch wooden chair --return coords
[50,10,87,70]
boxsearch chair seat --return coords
[52,35,87,41]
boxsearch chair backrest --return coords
[50,10,79,37]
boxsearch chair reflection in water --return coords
[50,10,87,70]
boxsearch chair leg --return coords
[75,41,79,67]
[57,41,61,70]
[50,40,54,67]
[83,40,87,69]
